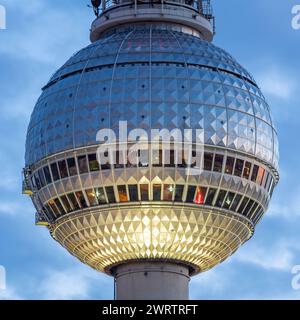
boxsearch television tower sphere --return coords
[23,0,279,300]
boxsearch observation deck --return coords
[90,0,215,42]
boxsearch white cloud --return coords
[0,287,22,300]
[0,264,112,301]
[0,1,91,122]
[1,0,45,15]
[191,267,229,296]
[0,175,19,191]
[0,202,21,215]
[191,238,300,299]
[256,69,296,100]
[1,81,42,119]
[0,1,89,65]
[234,241,294,271]
[0,200,32,216]
[268,194,300,220]
[265,290,300,300]
[37,267,109,300]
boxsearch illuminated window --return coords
[257,167,265,185]
[95,187,107,204]
[75,191,88,208]
[153,184,161,201]
[251,165,259,182]
[105,186,116,203]
[43,166,52,184]
[58,160,69,179]
[230,194,242,211]
[128,185,139,202]
[174,185,184,202]
[88,154,100,172]
[85,189,98,206]
[205,188,217,206]
[215,190,227,208]
[223,192,235,209]
[204,153,214,171]
[225,156,235,175]
[243,161,252,180]
[213,154,224,173]
[50,163,60,181]
[194,187,207,204]
[67,193,80,210]
[234,159,244,177]
[140,184,149,201]
[118,185,128,202]
[163,184,174,201]
[186,186,196,203]
[78,155,88,174]
[67,158,78,176]
[60,195,72,213]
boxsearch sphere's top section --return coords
[25,26,279,174]
[90,0,215,42]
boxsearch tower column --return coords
[113,262,190,300]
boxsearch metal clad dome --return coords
[25,27,279,171]
[23,1,279,282]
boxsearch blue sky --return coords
[0,0,299,300]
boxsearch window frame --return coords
[128,185,139,202]
[50,162,60,182]
[88,154,100,172]
[77,155,89,174]
[204,152,214,171]
[234,159,244,177]
[67,157,78,177]
[213,154,224,173]
[58,159,69,179]
[43,165,53,185]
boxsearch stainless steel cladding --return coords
[24,1,279,276]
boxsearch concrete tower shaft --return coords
[114,262,190,300]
